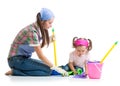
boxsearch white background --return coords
[0,0,120,86]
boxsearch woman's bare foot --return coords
[5,70,12,75]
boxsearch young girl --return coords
[5,8,67,76]
[61,37,92,75]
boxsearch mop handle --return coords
[100,41,118,64]
[52,28,57,66]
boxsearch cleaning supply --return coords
[73,72,87,78]
[52,28,57,66]
[68,68,83,75]
[51,66,69,76]
[87,61,103,79]
[51,70,61,75]
[68,71,74,75]
[77,68,83,75]
[100,41,118,64]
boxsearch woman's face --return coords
[41,18,54,30]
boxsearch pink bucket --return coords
[87,61,103,79]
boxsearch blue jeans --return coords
[8,55,52,76]
[60,64,84,72]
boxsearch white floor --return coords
[0,70,119,86]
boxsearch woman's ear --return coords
[40,20,44,24]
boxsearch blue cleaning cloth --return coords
[51,70,61,75]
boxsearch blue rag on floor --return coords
[51,70,61,75]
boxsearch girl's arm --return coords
[84,61,88,74]
[34,46,53,67]
[68,62,77,74]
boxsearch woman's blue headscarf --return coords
[40,8,55,20]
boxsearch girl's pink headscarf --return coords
[74,39,89,47]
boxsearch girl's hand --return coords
[73,71,78,75]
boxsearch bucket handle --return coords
[94,63,102,73]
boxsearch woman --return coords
[5,8,66,76]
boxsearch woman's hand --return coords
[50,35,56,43]
[51,66,69,76]
[34,46,53,67]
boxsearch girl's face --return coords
[41,18,54,30]
[75,46,88,57]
